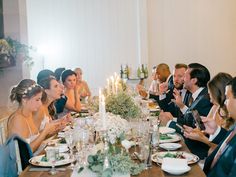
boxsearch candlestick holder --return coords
[100,130,110,170]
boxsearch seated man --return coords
[157,63,191,117]
[139,63,173,100]
[160,63,213,159]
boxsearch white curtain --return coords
[26,0,148,94]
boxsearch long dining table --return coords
[19,138,206,177]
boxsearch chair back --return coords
[0,135,33,177]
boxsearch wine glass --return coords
[46,148,59,175]
[65,131,75,169]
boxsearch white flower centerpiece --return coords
[93,112,129,144]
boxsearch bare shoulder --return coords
[8,114,28,137]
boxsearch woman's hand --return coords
[201,117,218,135]
[183,125,208,143]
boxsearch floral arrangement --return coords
[0,37,34,68]
[105,91,141,120]
[93,112,129,144]
[88,151,145,177]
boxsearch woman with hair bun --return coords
[7,79,58,152]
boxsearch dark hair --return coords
[54,67,65,81]
[188,63,210,87]
[61,69,77,83]
[37,76,57,117]
[37,69,55,84]
[10,79,43,104]
[227,77,236,98]
[175,63,187,70]
[208,72,232,108]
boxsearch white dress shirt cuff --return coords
[159,94,166,100]
[166,118,177,127]
[181,105,188,114]
[209,126,221,141]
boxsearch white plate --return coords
[162,165,191,175]
[152,151,199,165]
[159,127,176,134]
[29,153,74,167]
[159,143,182,151]
[159,134,181,144]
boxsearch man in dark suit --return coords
[157,63,191,117]
[160,63,213,159]
[204,77,236,177]
[139,63,173,99]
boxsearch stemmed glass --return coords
[47,148,59,175]
[65,131,75,169]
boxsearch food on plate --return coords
[160,134,173,140]
[162,152,186,159]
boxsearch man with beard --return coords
[157,63,191,117]
[160,63,213,159]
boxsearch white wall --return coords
[26,0,149,94]
[147,0,236,77]
[0,0,28,107]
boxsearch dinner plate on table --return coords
[159,143,182,151]
[159,127,176,134]
[29,153,74,167]
[152,151,199,165]
[159,133,181,144]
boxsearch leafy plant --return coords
[0,37,34,68]
[87,151,145,177]
[106,91,141,119]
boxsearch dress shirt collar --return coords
[192,87,204,101]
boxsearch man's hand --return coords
[159,111,174,126]
[159,82,168,95]
[171,88,185,108]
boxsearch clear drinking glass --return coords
[46,148,59,175]
[65,131,75,169]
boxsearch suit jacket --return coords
[204,126,236,177]
[158,89,192,117]
[169,87,213,159]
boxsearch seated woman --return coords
[74,68,91,102]
[7,79,58,152]
[184,72,234,153]
[54,67,68,114]
[34,75,71,130]
[62,69,81,112]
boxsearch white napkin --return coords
[121,140,135,151]
[70,167,130,177]
[161,157,189,171]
